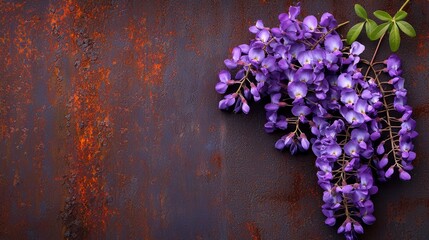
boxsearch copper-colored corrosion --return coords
[1,1,428,240]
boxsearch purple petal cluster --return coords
[215,4,417,240]
[372,56,418,182]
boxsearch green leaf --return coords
[365,19,378,39]
[370,22,390,40]
[394,10,408,20]
[347,22,365,44]
[389,24,400,52]
[397,20,416,37]
[374,10,392,21]
[355,4,368,19]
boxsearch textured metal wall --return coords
[0,0,428,239]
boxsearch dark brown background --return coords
[1,0,428,239]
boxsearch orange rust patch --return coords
[127,17,167,85]
[413,103,429,118]
[413,64,427,72]
[66,66,113,238]
[196,152,223,180]
[0,1,42,237]
[185,32,202,56]
[416,34,429,57]
[210,152,223,170]
[266,172,305,204]
[48,1,115,239]
[246,222,262,240]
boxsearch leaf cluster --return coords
[346,3,416,52]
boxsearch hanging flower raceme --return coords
[215,3,417,240]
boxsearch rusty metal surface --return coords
[0,0,428,239]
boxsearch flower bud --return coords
[399,168,411,181]
[385,166,394,178]
[300,133,310,150]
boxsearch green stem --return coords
[235,67,251,94]
[364,0,410,79]
[399,0,410,12]
[292,119,300,134]
[364,33,385,81]
[311,21,350,50]
[337,21,351,29]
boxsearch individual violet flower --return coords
[215,70,233,94]
[384,54,402,77]
[319,12,337,29]
[218,93,237,110]
[249,20,265,34]
[324,34,343,54]
[287,81,308,100]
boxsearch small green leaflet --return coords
[354,4,368,19]
[374,10,392,21]
[347,22,365,44]
[394,10,408,21]
[389,24,400,52]
[370,22,390,40]
[396,20,416,37]
[365,19,378,39]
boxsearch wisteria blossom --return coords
[215,3,417,240]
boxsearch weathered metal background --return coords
[0,0,428,239]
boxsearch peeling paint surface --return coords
[0,0,428,239]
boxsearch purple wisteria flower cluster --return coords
[215,4,417,240]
